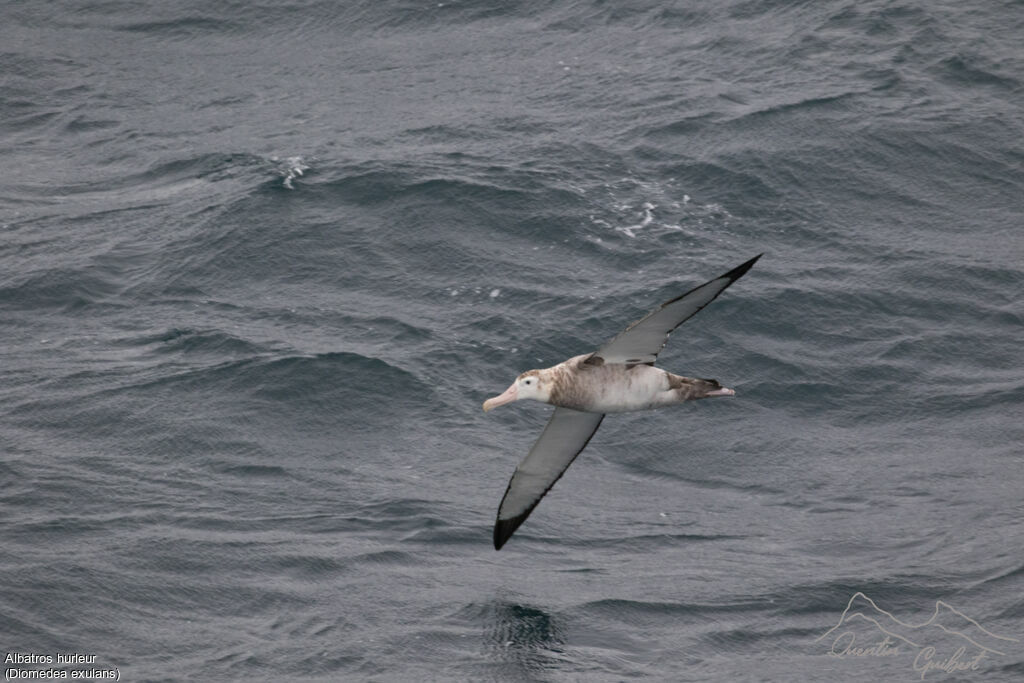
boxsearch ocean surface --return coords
[2,1,1022,681]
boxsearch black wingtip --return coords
[493,515,526,550]
[721,253,763,283]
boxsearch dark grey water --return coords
[2,1,1022,680]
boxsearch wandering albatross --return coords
[483,254,762,550]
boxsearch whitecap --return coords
[270,156,310,189]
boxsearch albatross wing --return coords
[494,407,605,550]
[594,253,762,365]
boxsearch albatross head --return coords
[482,370,550,412]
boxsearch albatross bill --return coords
[484,254,762,550]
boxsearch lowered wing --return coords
[494,407,605,550]
[593,254,762,365]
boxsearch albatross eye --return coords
[524,379,532,385]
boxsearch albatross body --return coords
[484,254,761,550]
[484,353,735,415]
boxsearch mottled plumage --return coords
[484,254,761,550]
[541,354,727,413]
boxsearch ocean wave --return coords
[114,15,239,38]
[934,54,1021,90]
[120,350,430,403]
[111,327,275,357]
[6,152,268,214]
[0,266,126,311]
[319,162,542,212]
[574,596,762,621]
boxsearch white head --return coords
[482,370,550,412]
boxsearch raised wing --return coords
[594,254,762,365]
[494,407,605,550]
